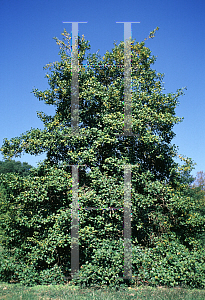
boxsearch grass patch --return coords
[0,282,204,299]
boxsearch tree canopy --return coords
[0,160,33,176]
[0,29,204,288]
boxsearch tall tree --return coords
[0,29,204,288]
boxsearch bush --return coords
[0,163,204,288]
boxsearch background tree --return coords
[0,29,204,288]
[0,160,33,250]
[191,171,205,245]
[0,159,33,176]
[193,171,205,191]
[190,171,205,218]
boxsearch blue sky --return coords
[0,0,204,178]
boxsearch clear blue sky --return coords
[0,0,204,178]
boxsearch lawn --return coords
[0,282,204,299]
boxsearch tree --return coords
[193,171,205,191]
[0,159,33,176]
[191,171,205,245]
[0,160,33,248]
[0,29,204,288]
[189,171,205,217]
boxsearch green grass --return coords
[0,282,204,300]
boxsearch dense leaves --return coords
[190,171,205,245]
[0,29,204,288]
[0,160,33,176]
[0,160,33,244]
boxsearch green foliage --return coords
[0,29,204,288]
[0,160,33,176]
[132,235,205,288]
[190,171,205,245]
[0,160,33,243]
[0,164,72,285]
